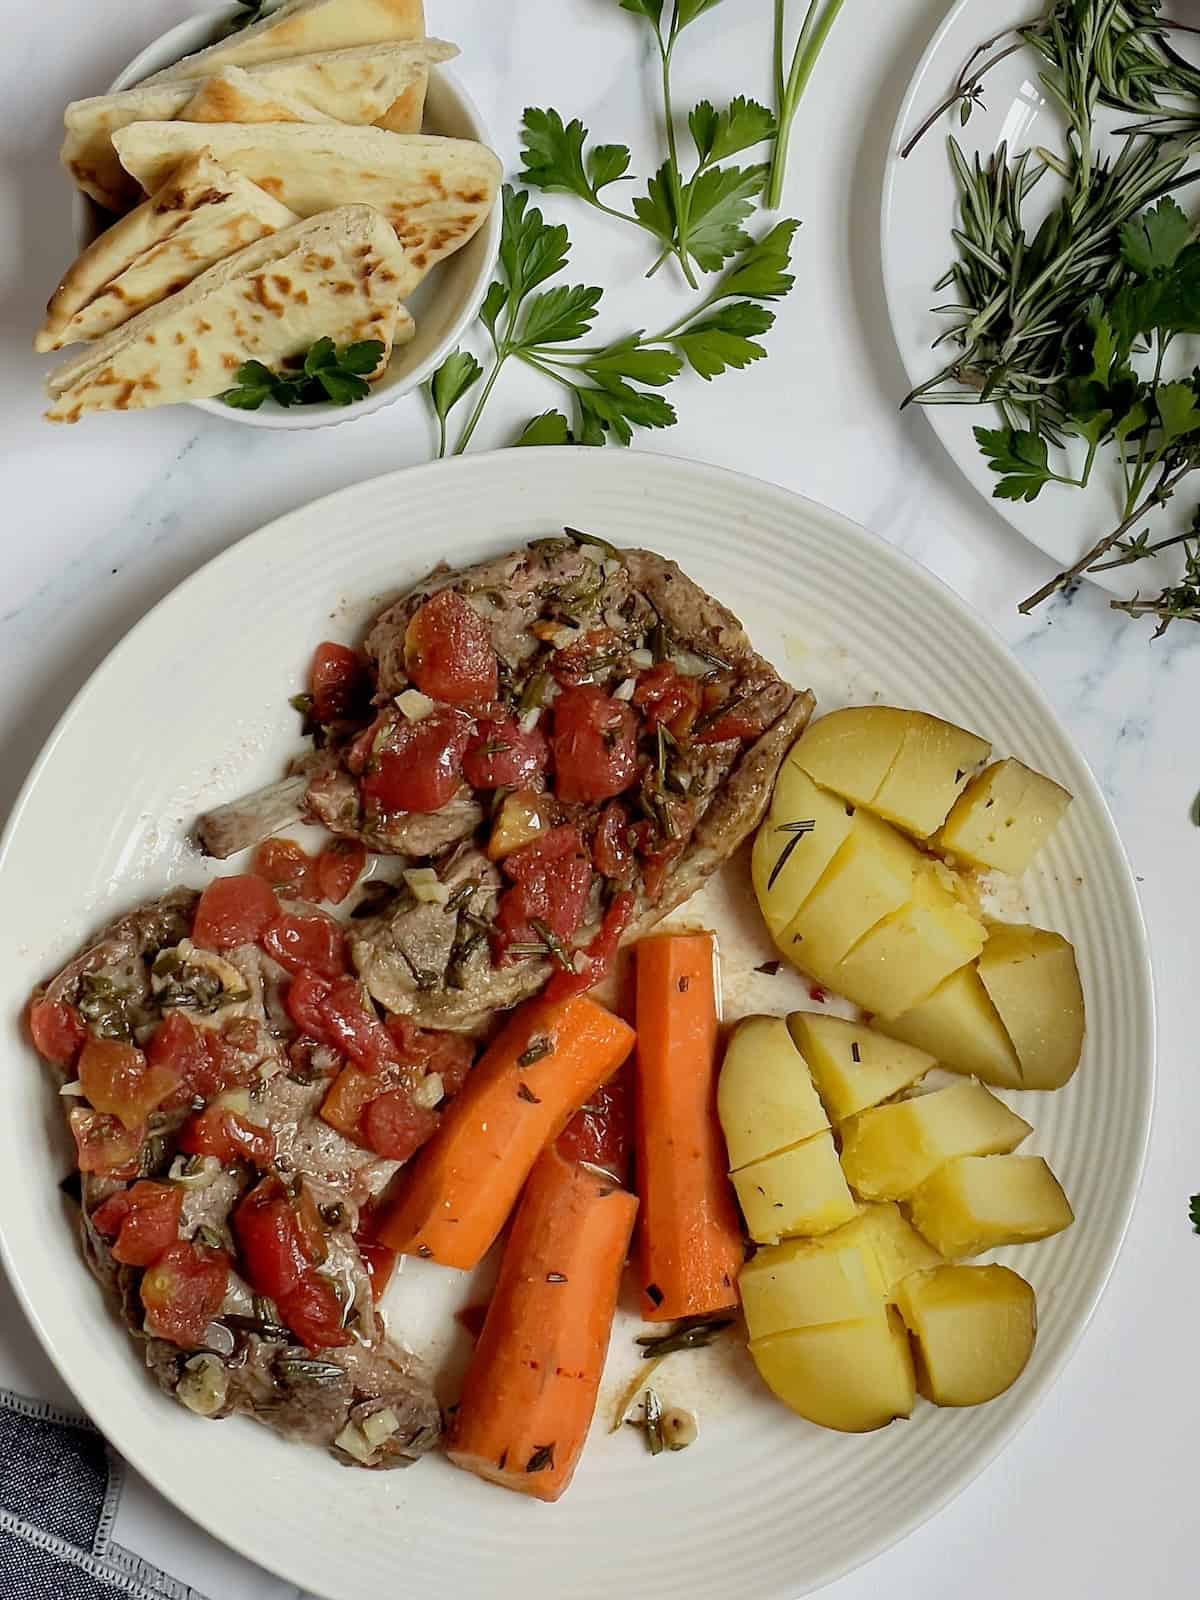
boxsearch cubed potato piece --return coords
[752,764,855,937]
[823,1201,944,1294]
[875,965,1023,1089]
[739,1237,885,1340]
[788,706,911,807]
[870,713,991,839]
[838,1080,1032,1201]
[895,1264,1036,1406]
[787,1012,933,1122]
[937,758,1072,875]
[783,809,920,975]
[749,1306,916,1432]
[908,1154,1074,1258]
[977,924,1085,1090]
[831,863,987,1019]
[731,1132,857,1244]
[718,1015,829,1172]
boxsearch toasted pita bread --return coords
[45,205,416,422]
[113,122,500,281]
[142,0,427,129]
[37,154,298,353]
[181,67,337,125]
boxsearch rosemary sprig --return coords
[635,1314,734,1357]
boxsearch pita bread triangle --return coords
[37,153,298,353]
[112,121,500,282]
[45,205,415,422]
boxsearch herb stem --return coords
[452,353,507,455]
[767,0,847,210]
[658,19,699,290]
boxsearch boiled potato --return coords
[823,1201,944,1293]
[908,1154,1073,1258]
[870,714,991,839]
[977,923,1085,1089]
[874,965,1023,1089]
[718,1015,828,1172]
[839,1081,1032,1201]
[787,1012,933,1122]
[749,1306,916,1432]
[830,862,986,1019]
[731,1132,857,1244]
[739,1237,885,1340]
[895,1264,1036,1406]
[752,762,855,937]
[782,808,920,976]
[937,758,1071,875]
[787,706,911,807]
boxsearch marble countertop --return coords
[1,1,1196,1596]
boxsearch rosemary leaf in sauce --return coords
[640,1389,665,1456]
[610,1355,668,1431]
[546,1272,567,1284]
[755,960,782,976]
[563,526,621,563]
[766,819,816,891]
[635,1314,734,1359]
[851,1041,861,1063]
[526,1443,556,1473]
[530,918,574,972]
[517,1037,553,1068]
[516,1083,542,1104]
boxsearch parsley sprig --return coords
[519,1,775,288]
[431,186,797,455]
[221,338,385,410]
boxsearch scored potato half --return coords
[751,761,855,939]
[838,1081,1032,1201]
[739,1236,885,1340]
[907,1153,1074,1258]
[936,757,1071,876]
[749,1306,916,1432]
[786,1012,933,1123]
[717,1015,828,1172]
[730,1132,857,1245]
[873,965,1023,1089]
[895,1264,1037,1407]
[789,706,990,839]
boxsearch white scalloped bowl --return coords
[69,4,501,430]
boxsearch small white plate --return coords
[0,449,1154,1599]
[70,4,501,430]
[882,0,1191,597]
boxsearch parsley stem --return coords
[658,20,699,290]
[767,0,846,211]
[452,351,509,455]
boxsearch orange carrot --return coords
[446,1144,638,1502]
[377,994,634,1269]
[633,932,743,1321]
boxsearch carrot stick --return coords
[446,1144,638,1502]
[376,994,634,1269]
[633,932,743,1322]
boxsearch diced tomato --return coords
[494,825,593,961]
[233,1178,350,1351]
[252,838,319,901]
[92,1181,182,1268]
[361,707,473,815]
[356,1239,397,1300]
[285,970,331,1040]
[310,642,366,725]
[383,1016,474,1096]
[404,589,498,708]
[192,876,280,951]
[28,998,87,1068]
[629,797,694,903]
[319,978,399,1075]
[556,1067,632,1184]
[179,1105,272,1168]
[362,1089,439,1162]
[462,712,549,790]
[319,1064,379,1141]
[68,1107,143,1178]
[78,1037,177,1130]
[550,684,639,804]
[545,890,635,1004]
[633,662,703,738]
[315,839,367,905]
[148,1014,253,1111]
[593,801,633,880]
[140,1240,229,1347]
[262,913,347,980]
[549,627,620,688]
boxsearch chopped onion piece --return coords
[396,689,436,721]
[334,1422,375,1463]
[58,1080,84,1098]
[412,1072,444,1111]
[629,647,654,669]
[670,650,712,678]
[662,1407,698,1450]
[212,1088,252,1118]
[602,558,622,578]
[177,1354,227,1418]
[168,1154,223,1190]
[403,868,449,905]
[362,1407,401,1446]
[603,608,626,633]
[519,707,542,734]
[613,678,636,701]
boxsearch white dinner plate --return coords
[0,449,1154,1599]
[882,0,1193,599]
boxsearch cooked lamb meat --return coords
[194,533,814,1029]
[30,890,445,1470]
